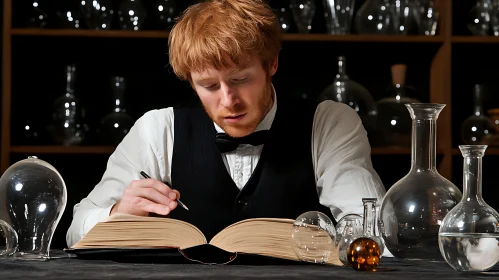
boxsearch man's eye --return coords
[204,84,218,89]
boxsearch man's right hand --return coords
[110,178,180,216]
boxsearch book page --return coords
[72,213,207,250]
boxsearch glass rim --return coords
[405,103,446,109]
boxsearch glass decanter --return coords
[289,0,316,33]
[79,0,114,30]
[47,65,88,146]
[26,1,48,28]
[467,0,493,36]
[439,145,499,271]
[318,56,377,133]
[156,0,178,30]
[323,0,355,34]
[0,156,67,260]
[374,64,419,147]
[345,198,384,271]
[461,84,494,145]
[354,0,397,34]
[100,76,135,146]
[118,0,147,31]
[380,104,463,260]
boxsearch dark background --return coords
[2,0,499,251]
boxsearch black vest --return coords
[170,98,332,241]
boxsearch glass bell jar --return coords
[318,56,377,133]
[439,145,499,272]
[374,64,420,147]
[379,104,463,260]
[0,156,67,260]
[99,76,135,145]
[291,211,336,264]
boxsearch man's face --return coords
[191,55,278,138]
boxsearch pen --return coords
[140,171,189,211]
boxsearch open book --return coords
[69,213,341,265]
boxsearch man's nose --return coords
[220,82,239,108]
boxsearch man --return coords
[66,0,385,247]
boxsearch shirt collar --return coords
[214,84,277,134]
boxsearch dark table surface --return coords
[1,251,498,280]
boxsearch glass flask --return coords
[336,214,363,265]
[79,0,114,30]
[467,0,493,36]
[461,84,494,145]
[118,0,147,31]
[318,56,377,133]
[345,198,383,271]
[439,145,499,272]
[323,0,355,34]
[417,0,439,36]
[354,0,397,34]
[156,0,178,30]
[374,64,420,147]
[0,220,18,257]
[379,104,463,260]
[47,65,88,146]
[0,156,67,260]
[291,211,336,264]
[289,0,316,33]
[100,76,135,146]
[26,1,48,28]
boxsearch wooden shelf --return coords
[10,145,116,154]
[452,36,499,43]
[10,28,444,43]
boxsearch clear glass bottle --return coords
[374,64,420,147]
[118,0,147,31]
[417,0,439,36]
[289,0,316,33]
[439,145,499,271]
[379,104,463,260]
[467,0,493,36]
[100,76,135,146]
[47,65,88,146]
[461,84,494,145]
[354,0,397,34]
[318,56,377,133]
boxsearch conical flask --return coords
[379,104,463,260]
[438,145,499,272]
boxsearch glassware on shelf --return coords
[374,64,419,147]
[491,0,499,36]
[0,156,67,260]
[439,145,499,272]
[467,0,493,36]
[354,0,397,34]
[344,198,383,271]
[417,0,439,36]
[289,0,316,33]
[99,76,135,146]
[461,84,494,145]
[26,1,48,28]
[156,0,178,30]
[379,104,463,260]
[318,56,377,133]
[484,108,499,146]
[276,6,292,33]
[291,211,336,264]
[0,220,18,257]
[47,65,88,146]
[57,9,83,29]
[79,0,114,30]
[323,0,355,34]
[118,0,147,31]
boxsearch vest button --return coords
[238,200,248,212]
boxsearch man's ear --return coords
[268,56,278,76]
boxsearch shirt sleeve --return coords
[312,100,386,221]
[65,108,174,248]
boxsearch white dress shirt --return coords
[66,89,386,249]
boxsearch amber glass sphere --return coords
[347,237,381,271]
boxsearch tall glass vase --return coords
[439,145,499,272]
[379,104,462,260]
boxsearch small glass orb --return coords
[347,237,381,271]
[0,219,18,257]
[291,211,336,264]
